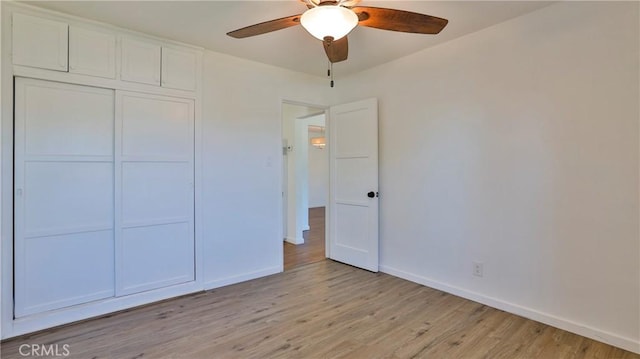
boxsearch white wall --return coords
[334,1,639,353]
[201,51,328,287]
[307,117,328,208]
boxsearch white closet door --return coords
[14,78,115,317]
[115,91,194,296]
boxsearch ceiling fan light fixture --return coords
[300,5,358,41]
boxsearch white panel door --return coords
[120,37,161,86]
[12,13,68,72]
[328,98,379,272]
[14,78,115,317]
[69,26,116,79]
[161,47,197,91]
[115,91,194,296]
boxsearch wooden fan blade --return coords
[298,0,315,9]
[353,6,448,34]
[227,14,302,38]
[340,0,361,8]
[323,36,348,63]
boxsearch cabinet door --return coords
[12,13,68,72]
[69,26,116,79]
[14,78,115,317]
[161,47,197,91]
[121,37,161,86]
[115,91,194,296]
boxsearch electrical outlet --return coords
[473,262,484,277]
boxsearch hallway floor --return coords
[284,207,325,270]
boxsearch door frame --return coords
[280,99,330,263]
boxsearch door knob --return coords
[367,191,375,198]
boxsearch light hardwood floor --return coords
[1,259,638,358]
[284,207,326,271]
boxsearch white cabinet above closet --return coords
[69,26,116,79]
[12,13,68,72]
[11,13,200,92]
[12,15,118,79]
[121,37,162,86]
[161,47,198,91]
[122,38,198,91]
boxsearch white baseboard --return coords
[285,236,304,245]
[204,266,281,290]
[380,265,640,354]
[5,281,202,339]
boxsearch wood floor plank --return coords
[284,207,326,271]
[2,260,638,359]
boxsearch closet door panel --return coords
[21,81,113,156]
[24,162,113,235]
[14,78,115,318]
[16,231,114,317]
[120,223,193,293]
[116,91,194,296]
[121,162,191,224]
[121,96,192,158]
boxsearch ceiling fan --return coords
[227,0,449,65]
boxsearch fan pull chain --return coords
[326,62,335,88]
[330,62,334,88]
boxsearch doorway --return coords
[281,102,328,270]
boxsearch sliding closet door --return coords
[14,78,115,317]
[115,91,195,296]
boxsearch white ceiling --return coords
[24,1,554,77]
